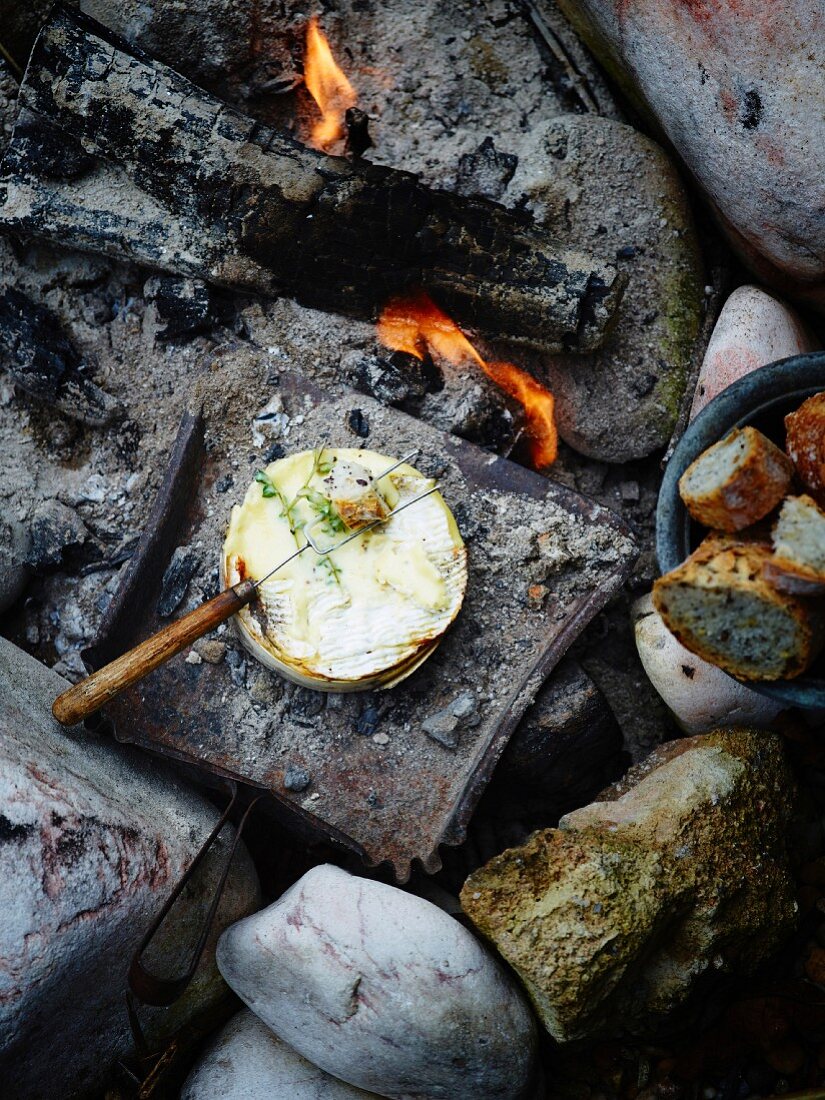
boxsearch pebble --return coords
[283,765,311,792]
[181,1010,378,1098]
[690,285,818,419]
[421,690,479,749]
[194,638,226,664]
[217,864,539,1099]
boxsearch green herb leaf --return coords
[255,470,287,508]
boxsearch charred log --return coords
[0,8,623,356]
[0,286,121,425]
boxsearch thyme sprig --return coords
[254,469,288,511]
[257,449,346,587]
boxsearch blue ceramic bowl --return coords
[656,352,825,709]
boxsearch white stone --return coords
[633,594,783,734]
[690,285,818,419]
[216,864,539,1100]
[0,638,261,1098]
[181,1010,378,1099]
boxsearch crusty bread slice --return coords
[653,535,822,681]
[678,426,793,531]
[764,494,825,596]
[785,391,825,507]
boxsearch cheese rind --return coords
[222,448,467,690]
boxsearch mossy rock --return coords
[462,727,797,1041]
[504,115,704,462]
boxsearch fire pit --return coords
[9,2,818,1097]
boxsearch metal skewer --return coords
[52,450,438,726]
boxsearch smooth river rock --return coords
[217,864,539,1100]
[690,285,818,419]
[181,1009,378,1099]
[462,728,797,1042]
[633,594,783,734]
[0,638,261,1099]
[503,114,703,462]
[556,0,825,307]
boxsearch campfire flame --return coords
[378,294,558,467]
[304,17,357,151]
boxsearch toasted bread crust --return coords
[679,427,793,531]
[785,391,825,507]
[653,536,821,681]
[763,558,825,596]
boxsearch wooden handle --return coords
[52,580,257,726]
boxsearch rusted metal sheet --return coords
[90,362,637,881]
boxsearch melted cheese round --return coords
[221,448,467,690]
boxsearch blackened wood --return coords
[0,286,121,425]
[0,8,623,355]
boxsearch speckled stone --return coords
[504,114,703,462]
[0,638,261,1098]
[690,285,818,419]
[462,728,797,1041]
[555,0,825,308]
[217,864,539,1099]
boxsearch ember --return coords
[378,293,558,467]
[303,17,357,151]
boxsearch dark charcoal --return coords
[283,765,311,793]
[0,286,121,425]
[144,275,237,341]
[344,349,443,412]
[345,107,373,158]
[455,137,518,201]
[157,545,200,617]
[11,116,97,181]
[263,442,286,462]
[26,500,88,571]
[347,408,370,438]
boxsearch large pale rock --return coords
[633,594,783,734]
[556,0,825,306]
[181,1009,377,1099]
[462,728,797,1042]
[0,638,261,1098]
[217,864,539,1100]
[690,285,818,419]
[503,115,703,462]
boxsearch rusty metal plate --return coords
[89,356,637,880]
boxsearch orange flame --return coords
[378,294,558,467]
[304,17,357,151]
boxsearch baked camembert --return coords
[222,448,468,690]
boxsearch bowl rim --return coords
[656,351,825,708]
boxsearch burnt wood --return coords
[0,7,624,355]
